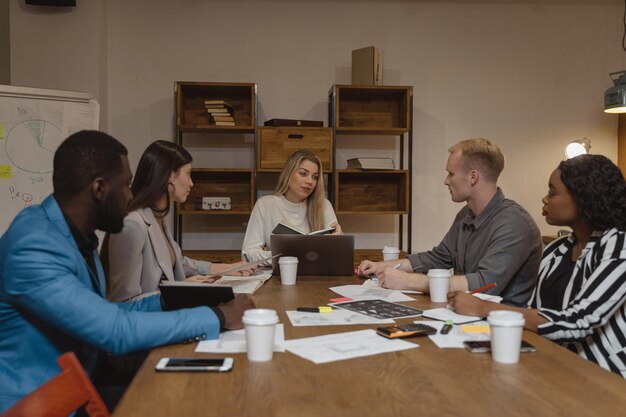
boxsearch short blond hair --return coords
[448,138,505,183]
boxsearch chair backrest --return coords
[1,352,110,417]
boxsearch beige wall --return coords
[8,0,626,251]
[0,0,9,84]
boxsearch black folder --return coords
[158,282,234,310]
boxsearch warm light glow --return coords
[564,138,591,159]
[565,143,587,158]
[604,106,626,114]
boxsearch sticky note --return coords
[460,324,490,334]
[329,297,352,303]
[0,165,12,179]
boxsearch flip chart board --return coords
[0,85,99,233]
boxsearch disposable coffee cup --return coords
[487,310,526,364]
[382,246,400,261]
[243,308,279,362]
[428,269,451,303]
[278,256,298,285]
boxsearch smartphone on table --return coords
[376,323,438,339]
[463,340,536,353]
[155,357,234,372]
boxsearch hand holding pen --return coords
[446,282,497,317]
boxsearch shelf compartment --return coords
[334,169,409,214]
[257,127,333,172]
[332,85,411,134]
[175,82,256,132]
[178,169,254,214]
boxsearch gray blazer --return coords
[106,207,210,302]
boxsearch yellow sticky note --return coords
[460,324,490,334]
[0,165,12,179]
[0,123,4,139]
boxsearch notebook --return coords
[270,234,355,276]
[159,281,234,310]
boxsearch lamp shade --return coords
[604,71,626,113]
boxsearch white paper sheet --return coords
[329,284,415,302]
[212,273,272,294]
[421,307,482,324]
[195,324,285,353]
[361,279,422,294]
[419,319,491,348]
[283,329,418,364]
[285,309,394,326]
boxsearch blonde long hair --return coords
[274,149,326,231]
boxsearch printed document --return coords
[195,324,285,353]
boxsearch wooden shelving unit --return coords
[329,84,413,252]
[174,81,257,251]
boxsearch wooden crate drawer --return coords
[335,169,409,214]
[178,169,254,214]
[257,127,333,172]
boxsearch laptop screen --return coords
[270,234,355,276]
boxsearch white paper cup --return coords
[487,310,526,364]
[243,309,279,362]
[428,269,451,303]
[278,256,298,285]
[382,246,400,261]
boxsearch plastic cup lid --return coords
[427,269,451,277]
[242,308,279,325]
[278,256,298,264]
[487,310,525,327]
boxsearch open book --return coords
[272,222,335,236]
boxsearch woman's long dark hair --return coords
[559,154,626,231]
[129,140,193,217]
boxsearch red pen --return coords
[470,282,497,294]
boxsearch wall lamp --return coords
[565,137,591,159]
[604,71,626,113]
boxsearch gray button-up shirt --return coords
[407,188,542,306]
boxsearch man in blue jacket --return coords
[0,130,254,412]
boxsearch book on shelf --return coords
[346,157,395,170]
[272,222,335,236]
[210,115,234,122]
[206,107,231,114]
[212,121,236,126]
[204,99,233,109]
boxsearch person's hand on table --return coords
[378,267,411,290]
[185,275,218,283]
[330,221,343,235]
[447,291,488,316]
[218,294,256,330]
[358,260,384,276]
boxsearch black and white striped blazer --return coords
[529,228,626,377]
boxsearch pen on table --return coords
[470,282,497,294]
[440,320,454,335]
[297,306,333,313]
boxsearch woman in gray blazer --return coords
[103,140,252,302]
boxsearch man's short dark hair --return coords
[53,130,128,199]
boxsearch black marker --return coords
[440,320,454,334]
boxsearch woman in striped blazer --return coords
[449,154,626,377]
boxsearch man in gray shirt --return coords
[358,138,542,306]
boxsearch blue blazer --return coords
[0,195,220,411]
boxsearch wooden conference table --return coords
[113,275,626,417]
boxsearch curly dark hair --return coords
[559,154,626,231]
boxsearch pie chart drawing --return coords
[5,120,64,174]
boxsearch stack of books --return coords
[205,100,235,126]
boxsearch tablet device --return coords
[158,281,234,310]
[270,234,354,276]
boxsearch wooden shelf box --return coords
[175,81,256,132]
[334,169,409,214]
[177,169,254,215]
[331,85,411,134]
[257,127,333,172]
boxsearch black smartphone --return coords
[376,323,437,339]
[463,340,536,353]
[155,357,234,372]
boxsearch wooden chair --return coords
[1,352,110,417]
